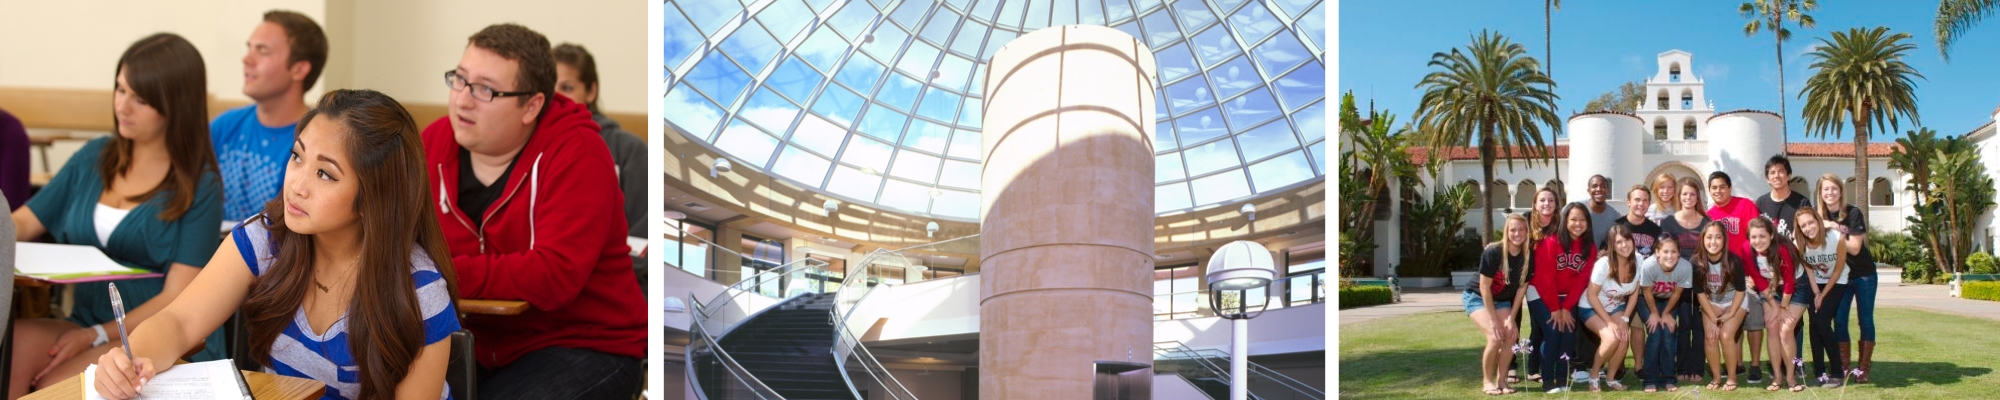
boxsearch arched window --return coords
[1846,178,1861,205]
[1680,89,1694,110]
[1654,118,1668,140]
[1683,117,1699,140]
[1517,180,1537,208]
[1656,89,1670,111]
[1487,180,1510,211]
[1872,178,1894,206]
[1545,179,1567,204]
[1669,63,1682,82]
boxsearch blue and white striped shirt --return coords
[233,216,459,400]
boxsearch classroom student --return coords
[1637,237,1691,392]
[1580,223,1640,391]
[211,10,328,222]
[1746,216,1803,392]
[1797,203,1856,388]
[1816,173,1876,382]
[1694,223,1748,391]
[6,33,226,398]
[1,109,26,210]
[550,42,648,288]
[1465,214,1533,396]
[422,24,645,398]
[1529,202,1596,393]
[93,89,459,400]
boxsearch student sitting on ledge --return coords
[94,89,461,400]
[9,33,226,398]
[423,24,644,399]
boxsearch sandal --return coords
[1605,380,1626,391]
[1483,388,1503,396]
[1644,385,1658,393]
[1723,381,1738,391]
[1790,384,1806,392]
[1706,380,1722,390]
[1665,384,1678,392]
[1501,386,1518,394]
[1767,383,1782,391]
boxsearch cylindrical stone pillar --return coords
[980,25,1157,399]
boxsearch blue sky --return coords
[1337,1,2000,143]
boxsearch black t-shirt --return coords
[1608,216,1664,259]
[1756,191,1812,237]
[1466,244,1531,301]
[1833,205,1878,278]
[1659,214,1710,263]
[457,148,518,226]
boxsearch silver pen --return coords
[109,283,141,396]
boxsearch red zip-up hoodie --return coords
[1530,235,1596,312]
[422,95,645,368]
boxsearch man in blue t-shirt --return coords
[211,10,327,221]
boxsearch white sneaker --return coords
[1574,370,1592,381]
[1547,387,1567,393]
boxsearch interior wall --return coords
[0,0,643,115]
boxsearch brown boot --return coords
[1858,341,1875,383]
[1837,342,1853,379]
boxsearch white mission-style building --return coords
[1355,50,2000,280]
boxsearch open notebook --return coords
[82,359,252,400]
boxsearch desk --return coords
[24,369,325,400]
[459,299,529,315]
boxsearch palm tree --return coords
[1545,0,1563,187]
[1800,26,1923,231]
[1888,127,1940,206]
[1739,0,1817,137]
[1414,31,1563,239]
[1935,0,1997,60]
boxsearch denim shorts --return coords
[1790,282,1815,306]
[1462,291,1514,315]
[1579,303,1628,324]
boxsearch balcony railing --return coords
[1643,140,1707,155]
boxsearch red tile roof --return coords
[1406,145,1569,165]
[1785,143,1900,157]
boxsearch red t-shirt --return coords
[1706,196,1759,262]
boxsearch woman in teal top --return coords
[6,33,225,396]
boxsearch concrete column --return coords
[979,25,1157,398]
[713,226,744,284]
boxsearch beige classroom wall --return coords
[0,0,644,115]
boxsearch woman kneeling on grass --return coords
[1695,222,1748,391]
[1581,223,1641,391]
[1466,214,1534,395]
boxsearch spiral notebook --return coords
[82,359,253,400]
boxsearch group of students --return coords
[4,11,647,400]
[1463,155,1881,394]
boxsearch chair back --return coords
[448,329,475,400]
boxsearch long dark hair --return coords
[1695,222,1743,295]
[242,90,458,399]
[552,43,600,114]
[1747,216,1804,274]
[1556,202,1595,254]
[1604,223,1637,284]
[101,33,215,221]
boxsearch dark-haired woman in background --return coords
[551,43,647,288]
[1529,203,1597,393]
[9,33,225,397]
[95,90,460,400]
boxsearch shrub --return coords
[1869,232,1924,267]
[1965,281,2000,302]
[1340,286,1395,309]
[1969,252,1999,274]
[1904,261,1937,284]
[1449,232,1485,272]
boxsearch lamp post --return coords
[1205,240,1276,400]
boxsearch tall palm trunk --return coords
[1480,121,1500,240]
[1775,28,1787,137]
[1546,0,1561,187]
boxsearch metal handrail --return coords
[688,296,784,400]
[827,247,922,399]
[1154,341,1325,399]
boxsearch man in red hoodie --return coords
[421,23,643,399]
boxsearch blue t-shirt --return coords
[211,105,297,221]
[233,216,460,400]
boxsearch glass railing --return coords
[829,248,926,400]
[687,297,783,400]
[1154,270,1324,320]
[696,258,832,338]
[1154,341,1325,400]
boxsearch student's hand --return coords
[1498,308,1517,332]
[93,349,157,400]
[1814,294,1826,309]
[37,327,98,384]
[1666,315,1679,332]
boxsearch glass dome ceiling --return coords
[665,0,1326,221]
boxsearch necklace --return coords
[314,255,363,293]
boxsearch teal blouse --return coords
[25,136,225,361]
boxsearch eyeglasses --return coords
[444,70,535,102]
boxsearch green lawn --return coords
[1339,307,2000,398]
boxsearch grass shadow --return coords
[1866,361,1994,388]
